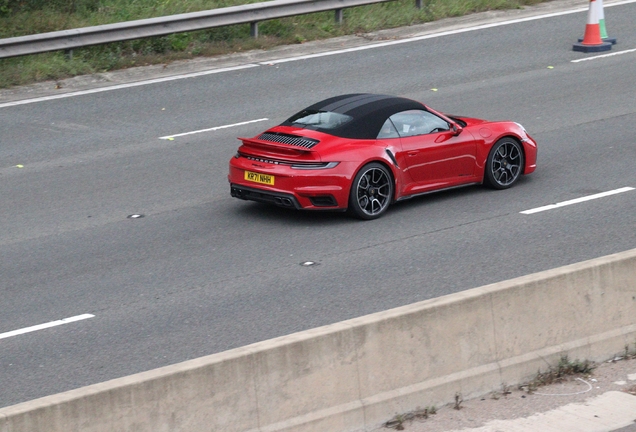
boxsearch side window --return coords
[388,110,450,137]
[377,119,400,139]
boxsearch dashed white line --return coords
[158,118,269,139]
[520,187,634,215]
[571,48,636,63]
[0,314,95,340]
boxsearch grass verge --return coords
[1,0,547,89]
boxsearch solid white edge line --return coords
[520,187,635,215]
[2,0,635,107]
[260,5,599,65]
[159,118,269,139]
[0,314,95,340]
[571,48,636,63]
[260,0,636,65]
[0,64,258,109]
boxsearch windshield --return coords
[287,110,353,130]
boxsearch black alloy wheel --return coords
[349,162,393,220]
[484,138,524,190]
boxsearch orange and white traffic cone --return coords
[573,0,612,52]
[578,0,617,44]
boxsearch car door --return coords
[389,110,477,187]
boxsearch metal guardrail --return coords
[0,0,417,59]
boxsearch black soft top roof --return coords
[280,94,426,139]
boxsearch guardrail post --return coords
[64,49,73,60]
[415,0,422,9]
[335,8,343,24]
[250,22,259,38]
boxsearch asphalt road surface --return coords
[1,0,635,408]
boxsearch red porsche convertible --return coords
[229,94,537,219]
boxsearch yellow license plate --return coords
[244,170,275,185]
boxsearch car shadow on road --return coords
[227,177,533,224]
[228,201,355,227]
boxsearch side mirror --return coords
[451,122,463,136]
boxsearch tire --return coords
[484,138,524,190]
[348,163,393,220]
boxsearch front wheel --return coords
[484,138,524,190]
[348,163,393,220]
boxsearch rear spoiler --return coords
[238,137,318,156]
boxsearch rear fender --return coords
[350,153,402,203]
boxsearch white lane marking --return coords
[0,64,258,109]
[571,48,636,63]
[260,0,636,65]
[0,314,95,340]
[158,118,269,139]
[520,187,634,215]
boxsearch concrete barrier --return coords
[2,248,636,432]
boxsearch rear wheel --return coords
[348,163,393,220]
[484,138,524,189]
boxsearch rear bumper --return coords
[230,185,301,209]
[228,158,353,210]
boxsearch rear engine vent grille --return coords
[257,132,319,149]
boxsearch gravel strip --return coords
[379,357,636,432]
